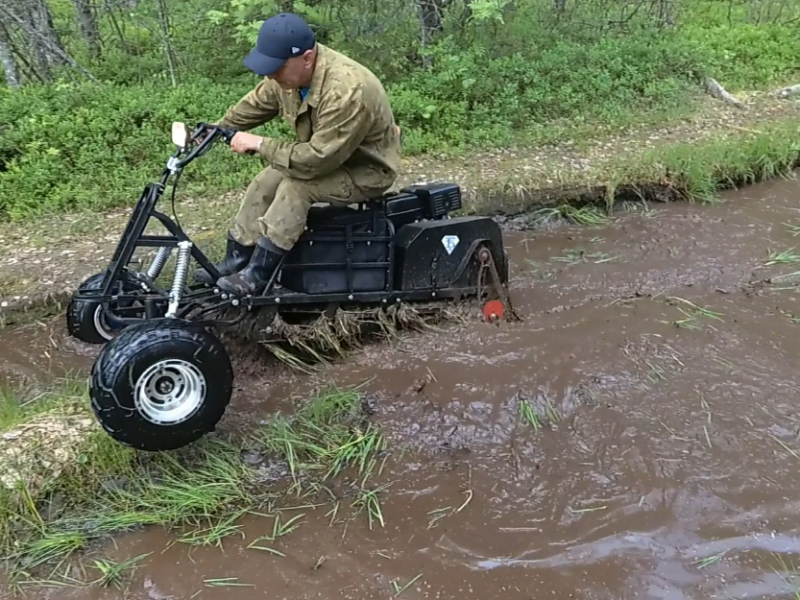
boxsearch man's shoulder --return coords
[319,45,386,101]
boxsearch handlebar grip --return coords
[192,122,257,154]
[220,128,257,154]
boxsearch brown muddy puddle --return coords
[4,173,800,599]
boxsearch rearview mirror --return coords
[171,122,189,148]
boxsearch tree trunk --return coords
[416,0,445,68]
[156,0,179,86]
[3,0,70,80]
[32,0,69,67]
[0,22,20,86]
[71,0,101,58]
[0,0,98,83]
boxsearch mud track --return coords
[3,172,800,598]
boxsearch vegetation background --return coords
[1,0,800,220]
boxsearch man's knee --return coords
[241,168,284,207]
[259,177,316,251]
[233,168,284,245]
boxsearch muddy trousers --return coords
[231,166,385,251]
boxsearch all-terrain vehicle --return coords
[66,122,512,452]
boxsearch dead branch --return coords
[703,77,747,110]
[773,83,800,99]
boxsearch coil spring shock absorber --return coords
[145,246,172,281]
[166,240,192,318]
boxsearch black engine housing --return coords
[277,182,498,295]
[392,216,506,291]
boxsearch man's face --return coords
[268,49,315,90]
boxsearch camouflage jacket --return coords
[216,44,401,192]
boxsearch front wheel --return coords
[66,271,139,344]
[89,318,233,451]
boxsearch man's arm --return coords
[258,85,371,180]
[214,78,280,131]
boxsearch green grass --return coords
[3,0,800,221]
[612,118,800,203]
[0,378,391,591]
[662,296,725,330]
[0,376,86,431]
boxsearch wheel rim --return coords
[134,359,207,425]
[92,305,121,341]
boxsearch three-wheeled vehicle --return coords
[66,122,512,452]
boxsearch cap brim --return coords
[242,49,285,77]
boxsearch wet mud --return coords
[4,173,800,598]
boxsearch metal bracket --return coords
[477,245,520,322]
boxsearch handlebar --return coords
[194,122,238,146]
[170,122,254,170]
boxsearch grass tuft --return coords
[765,248,800,265]
[663,296,725,330]
[0,378,391,589]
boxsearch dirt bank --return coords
[3,171,800,598]
[1,88,799,327]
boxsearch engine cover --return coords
[279,204,393,294]
[393,216,506,291]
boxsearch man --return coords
[194,12,402,296]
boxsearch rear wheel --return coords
[89,318,233,451]
[66,272,140,344]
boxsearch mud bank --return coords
[3,171,800,598]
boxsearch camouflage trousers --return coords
[231,167,385,251]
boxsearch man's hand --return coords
[230,131,263,155]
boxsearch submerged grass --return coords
[517,396,561,431]
[662,296,725,330]
[236,302,471,373]
[0,377,391,590]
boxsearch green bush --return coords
[0,33,705,219]
[0,79,276,219]
[678,23,800,89]
[2,0,800,220]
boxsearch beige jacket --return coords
[216,43,402,192]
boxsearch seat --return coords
[305,183,461,231]
[305,190,421,230]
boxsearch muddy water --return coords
[5,173,800,599]
[0,319,97,389]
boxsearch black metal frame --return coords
[71,122,500,330]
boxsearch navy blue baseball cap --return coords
[243,13,316,77]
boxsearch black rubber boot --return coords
[194,232,254,285]
[216,236,285,296]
